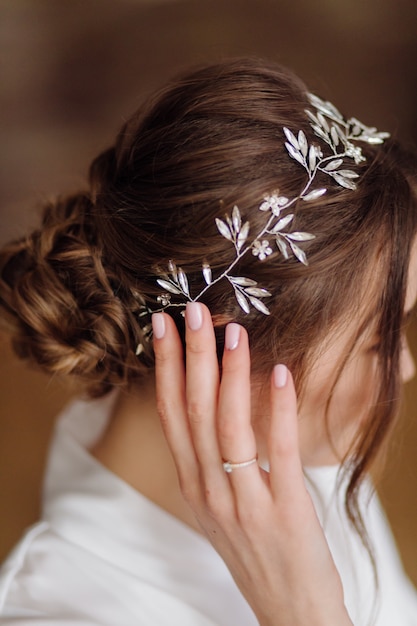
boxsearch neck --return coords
[90,379,344,531]
[90,381,201,533]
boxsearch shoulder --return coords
[0,521,219,626]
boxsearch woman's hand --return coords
[152,303,352,626]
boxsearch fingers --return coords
[218,324,253,460]
[152,312,196,482]
[184,303,221,471]
[153,303,230,508]
[153,303,304,515]
[218,323,261,499]
[268,364,305,497]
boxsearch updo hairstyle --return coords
[1,58,417,533]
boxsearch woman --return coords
[0,58,416,625]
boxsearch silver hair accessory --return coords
[131,289,154,356]
[153,93,390,318]
[223,455,259,473]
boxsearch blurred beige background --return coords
[1,0,417,586]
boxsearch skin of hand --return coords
[152,302,353,626]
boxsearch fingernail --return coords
[152,313,166,339]
[186,302,203,331]
[225,323,240,350]
[273,364,288,388]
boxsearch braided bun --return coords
[0,193,151,396]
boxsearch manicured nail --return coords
[273,364,288,388]
[225,323,240,350]
[152,313,166,339]
[186,302,203,331]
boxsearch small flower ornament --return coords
[153,93,389,318]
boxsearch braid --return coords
[0,192,152,397]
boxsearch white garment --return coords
[0,395,416,625]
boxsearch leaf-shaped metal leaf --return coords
[245,287,272,297]
[202,263,212,285]
[286,232,315,241]
[366,131,390,144]
[311,125,329,142]
[248,296,270,315]
[285,142,305,166]
[156,279,182,294]
[308,145,316,171]
[283,127,299,149]
[178,269,190,296]
[323,158,343,172]
[335,124,345,141]
[232,205,241,233]
[271,213,294,233]
[235,289,250,314]
[305,109,321,127]
[237,221,250,250]
[298,130,308,157]
[336,169,359,178]
[276,237,290,259]
[332,173,357,190]
[317,112,330,133]
[330,125,340,147]
[302,188,327,201]
[289,241,308,265]
[168,259,178,279]
[230,276,257,286]
[142,323,152,337]
[308,94,343,122]
[215,218,233,241]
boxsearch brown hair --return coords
[1,58,417,548]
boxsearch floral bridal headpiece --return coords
[136,93,390,352]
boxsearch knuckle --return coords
[237,501,264,533]
[178,475,200,507]
[269,435,297,460]
[187,400,207,426]
[204,487,232,522]
[186,338,208,356]
[154,347,175,365]
[155,399,171,429]
[218,418,239,446]
[221,358,242,375]
[204,488,223,517]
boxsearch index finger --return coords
[152,312,196,474]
